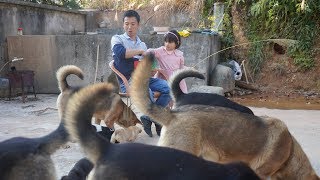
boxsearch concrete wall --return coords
[91,9,202,34]
[0,0,208,76]
[7,33,220,93]
[0,0,86,71]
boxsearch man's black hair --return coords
[123,10,140,23]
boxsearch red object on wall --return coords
[17,27,23,35]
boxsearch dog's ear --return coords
[134,117,142,125]
[107,72,120,93]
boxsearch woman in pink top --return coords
[149,30,188,93]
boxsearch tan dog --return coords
[130,52,319,179]
[56,65,140,129]
[110,126,142,143]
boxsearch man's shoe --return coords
[155,123,162,136]
[140,115,153,137]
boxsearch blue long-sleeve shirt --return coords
[111,33,147,82]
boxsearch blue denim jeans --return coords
[120,77,171,108]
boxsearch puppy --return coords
[0,122,69,180]
[56,65,140,129]
[168,67,254,114]
[110,126,142,143]
[130,52,319,179]
[61,158,93,180]
[64,83,260,180]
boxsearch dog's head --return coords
[117,101,141,128]
[111,126,142,143]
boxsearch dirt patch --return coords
[256,50,320,92]
[231,91,320,110]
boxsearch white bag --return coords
[228,60,242,81]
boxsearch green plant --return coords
[291,53,314,70]
[248,41,267,75]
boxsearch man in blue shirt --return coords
[111,10,171,137]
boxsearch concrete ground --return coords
[0,94,319,178]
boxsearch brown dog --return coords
[130,52,319,179]
[56,65,140,129]
[110,126,142,143]
[93,97,141,129]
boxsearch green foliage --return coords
[220,12,234,47]
[203,0,216,17]
[246,0,320,70]
[22,0,81,9]
[248,40,267,75]
[59,0,82,9]
[288,40,315,70]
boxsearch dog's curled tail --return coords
[64,83,115,163]
[168,68,205,102]
[130,52,174,126]
[56,65,84,92]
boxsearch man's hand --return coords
[125,49,145,59]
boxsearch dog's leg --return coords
[103,97,123,129]
[105,104,124,129]
[250,118,292,179]
[105,117,117,130]
[271,136,319,180]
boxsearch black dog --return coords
[60,158,93,180]
[0,122,69,180]
[169,68,254,115]
[61,125,115,180]
[92,124,114,140]
[64,83,260,180]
